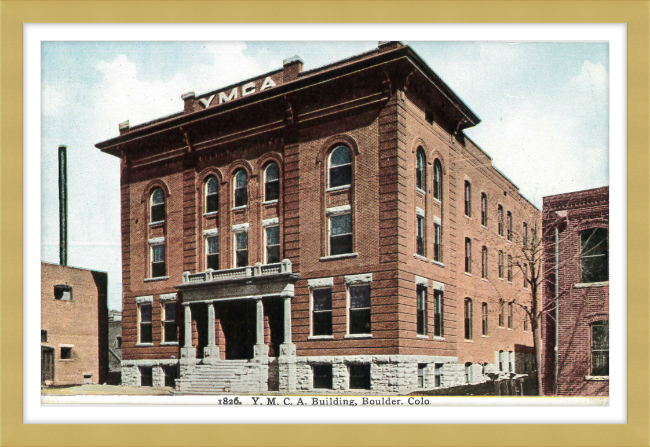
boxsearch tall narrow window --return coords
[233,169,248,208]
[481,193,488,227]
[235,231,248,267]
[433,160,442,200]
[482,302,488,336]
[163,302,177,343]
[465,238,472,273]
[416,148,426,191]
[434,363,442,387]
[523,222,528,248]
[265,226,280,264]
[481,246,488,279]
[508,302,513,329]
[329,145,352,188]
[205,176,219,213]
[464,298,473,340]
[499,300,504,327]
[499,351,506,372]
[206,236,219,270]
[150,188,165,223]
[591,321,609,376]
[580,228,608,283]
[507,211,513,241]
[330,213,352,256]
[349,284,371,335]
[139,303,152,344]
[417,284,427,336]
[264,162,280,202]
[523,263,528,288]
[151,244,166,278]
[523,306,529,331]
[507,254,513,282]
[312,288,333,336]
[464,181,472,217]
[434,222,442,262]
[498,250,504,278]
[416,214,425,256]
[434,290,443,337]
[498,205,504,236]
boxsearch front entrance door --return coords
[41,346,54,385]
[219,300,256,360]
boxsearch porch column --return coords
[279,296,296,392]
[203,302,220,363]
[283,296,292,344]
[254,297,269,360]
[180,303,196,362]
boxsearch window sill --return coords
[308,335,334,340]
[481,225,488,230]
[144,276,169,282]
[344,334,372,339]
[574,281,609,288]
[136,343,154,347]
[464,272,472,277]
[464,339,473,343]
[507,281,513,285]
[232,205,247,211]
[508,328,513,331]
[481,335,489,338]
[203,211,219,217]
[585,375,609,381]
[417,335,429,339]
[431,260,445,267]
[149,220,165,227]
[263,199,279,205]
[414,254,428,262]
[433,198,441,205]
[482,278,488,282]
[432,336,445,341]
[499,277,504,281]
[160,342,179,346]
[465,215,472,220]
[59,359,74,362]
[326,185,351,193]
[320,253,358,261]
[416,188,426,196]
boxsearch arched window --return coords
[481,246,488,279]
[465,237,472,273]
[481,193,488,227]
[264,162,280,202]
[328,145,352,188]
[464,181,472,217]
[205,176,219,213]
[416,148,426,191]
[433,159,443,200]
[150,188,165,223]
[498,205,504,236]
[507,211,513,241]
[233,169,248,208]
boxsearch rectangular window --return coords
[163,365,178,388]
[464,181,472,217]
[434,223,442,262]
[418,363,426,388]
[523,222,528,247]
[523,307,529,331]
[481,246,488,279]
[151,244,166,278]
[581,228,608,283]
[482,303,488,336]
[498,205,504,236]
[434,363,443,387]
[206,235,219,270]
[312,288,333,336]
[508,255,513,282]
[499,300,504,327]
[498,250,504,278]
[591,321,609,376]
[464,298,473,340]
[465,238,472,273]
[139,303,152,344]
[481,193,488,227]
[163,302,177,343]
[508,302,513,329]
[265,226,281,264]
[349,284,371,335]
[417,284,427,336]
[140,366,153,387]
[41,330,47,342]
[416,215,425,256]
[60,346,72,359]
[507,211,513,241]
[499,351,506,372]
[349,364,371,390]
[116,335,122,349]
[523,263,528,288]
[433,290,443,337]
[509,351,515,373]
[313,364,333,389]
[330,213,353,256]
[235,231,248,267]
[54,284,73,301]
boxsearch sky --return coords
[40,40,609,310]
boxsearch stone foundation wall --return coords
[121,359,179,387]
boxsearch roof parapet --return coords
[118,121,130,135]
[283,55,303,82]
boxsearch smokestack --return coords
[58,145,68,266]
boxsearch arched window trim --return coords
[433,159,443,201]
[233,169,249,209]
[150,188,166,224]
[263,162,281,203]
[327,145,353,190]
[416,147,426,192]
[204,175,219,215]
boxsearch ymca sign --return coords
[199,76,277,108]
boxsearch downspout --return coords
[554,226,559,395]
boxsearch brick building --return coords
[96,41,538,394]
[541,186,609,396]
[41,262,109,386]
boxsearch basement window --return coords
[418,363,426,388]
[164,365,178,388]
[313,364,333,389]
[349,364,371,390]
[140,366,153,387]
[60,346,72,360]
[54,285,72,301]
[41,330,47,342]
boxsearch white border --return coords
[26,23,626,424]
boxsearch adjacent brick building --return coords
[96,42,538,394]
[41,262,109,386]
[541,186,609,396]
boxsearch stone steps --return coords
[175,361,265,395]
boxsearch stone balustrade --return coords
[182,259,292,284]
